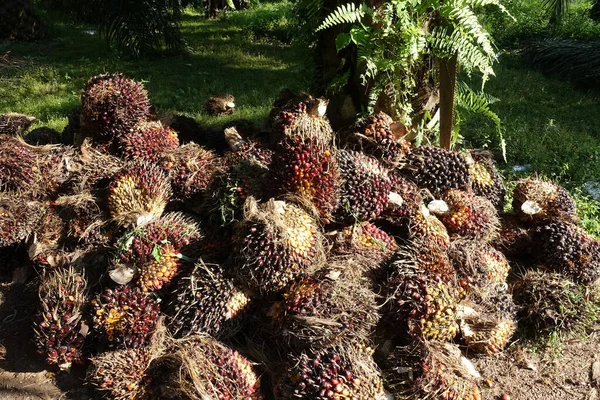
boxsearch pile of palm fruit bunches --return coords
[1,72,599,400]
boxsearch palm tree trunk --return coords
[438,54,457,150]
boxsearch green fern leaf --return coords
[316,3,368,31]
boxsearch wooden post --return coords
[438,53,457,150]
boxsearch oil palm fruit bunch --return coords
[0,112,37,136]
[34,267,88,369]
[275,345,386,400]
[28,206,66,266]
[114,212,201,292]
[234,198,324,294]
[160,142,222,204]
[495,214,533,259]
[512,178,578,224]
[459,306,517,356]
[384,256,459,341]
[408,204,451,251]
[0,195,44,247]
[88,320,166,400]
[415,341,482,400]
[25,126,60,145]
[205,93,235,116]
[328,221,397,263]
[118,121,179,162]
[448,241,511,296]
[351,111,410,167]
[80,73,150,144]
[401,146,469,194]
[270,95,332,143]
[151,335,263,400]
[108,160,171,227]
[513,270,600,337]
[532,221,600,284]
[428,190,499,241]
[270,136,339,222]
[91,286,160,349]
[54,190,112,246]
[89,346,153,400]
[396,239,456,284]
[380,173,422,227]
[271,269,379,351]
[0,135,44,196]
[466,150,505,210]
[337,150,394,222]
[166,262,251,338]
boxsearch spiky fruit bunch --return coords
[460,313,516,356]
[381,173,422,226]
[153,335,263,400]
[385,259,459,341]
[161,143,222,202]
[419,341,482,400]
[0,135,40,195]
[513,270,600,336]
[329,221,397,262]
[337,150,393,221]
[34,267,87,369]
[0,196,44,246]
[272,270,379,350]
[276,346,385,400]
[408,205,451,251]
[270,136,339,222]
[108,161,171,227]
[116,212,201,292]
[532,221,600,284]
[353,111,410,166]
[512,178,578,224]
[55,191,112,246]
[92,286,160,348]
[80,73,150,139]
[166,263,250,338]
[271,97,333,144]
[495,214,532,259]
[467,151,505,210]
[398,240,456,283]
[449,242,511,296]
[0,112,36,136]
[119,121,179,162]
[25,127,60,145]
[429,190,499,241]
[234,198,323,294]
[88,346,152,400]
[402,146,469,194]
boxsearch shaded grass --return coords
[0,7,313,132]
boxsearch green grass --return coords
[0,6,313,132]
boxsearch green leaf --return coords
[152,245,162,262]
[336,33,352,51]
[350,27,368,46]
[226,0,236,9]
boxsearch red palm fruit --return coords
[466,150,506,210]
[532,221,600,284]
[91,286,160,349]
[400,239,456,283]
[234,198,324,294]
[115,212,201,292]
[54,190,113,246]
[166,263,251,338]
[270,136,339,222]
[108,160,171,227]
[337,150,393,222]
[275,345,386,400]
[408,205,451,251]
[401,146,470,194]
[119,121,179,162]
[269,95,333,144]
[28,205,66,266]
[429,189,499,241]
[328,221,397,263]
[512,178,578,224]
[352,111,411,166]
[34,267,87,369]
[271,268,379,350]
[80,73,150,140]
[151,335,263,400]
[459,307,516,356]
[385,255,459,341]
[0,195,44,247]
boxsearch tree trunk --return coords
[438,54,457,150]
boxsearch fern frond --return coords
[316,3,368,31]
[444,4,494,57]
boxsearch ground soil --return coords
[1,270,600,400]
